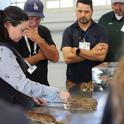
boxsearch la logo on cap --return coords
[33,3,38,10]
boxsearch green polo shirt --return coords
[98,11,124,62]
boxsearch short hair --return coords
[76,0,93,10]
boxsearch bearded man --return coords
[61,0,109,90]
[99,0,124,62]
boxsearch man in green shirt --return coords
[98,0,124,62]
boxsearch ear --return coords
[4,21,12,29]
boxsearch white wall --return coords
[0,0,10,9]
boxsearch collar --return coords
[74,20,95,31]
[115,13,123,20]
[111,11,124,21]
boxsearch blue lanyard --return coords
[79,22,93,42]
[81,27,90,42]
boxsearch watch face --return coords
[76,48,80,55]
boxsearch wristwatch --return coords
[76,48,80,56]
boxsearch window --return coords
[93,0,111,6]
[10,0,26,9]
[10,0,111,9]
[46,0,111,9]
[46,0,73,9]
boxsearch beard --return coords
[115,9,124,16]
[79,17,90,24]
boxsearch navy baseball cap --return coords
[24,0,45,18]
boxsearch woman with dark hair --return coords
[0,6,70,108]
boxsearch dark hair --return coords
[0,6,28,42]
[76,0,93,10]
